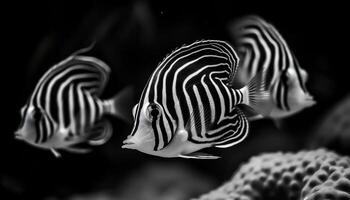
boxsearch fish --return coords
[228,15,316,120]
[15,47,133,157]
[122,40,270,159]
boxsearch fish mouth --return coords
[123,140,134,145]
[306,94,314,100]
[121,138,135,149]
[14,130,22,139]
[305,94,316,105]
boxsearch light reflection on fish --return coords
[15,48,133,157]
[122,40,270,159]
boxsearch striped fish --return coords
[229,15,315,119]
[15,49,133,157]
[122,40,270,159]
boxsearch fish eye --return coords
[146,103,161,122]
[33,108,43,121]
[281,70,288,81]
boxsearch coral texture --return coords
[195,149,350,200]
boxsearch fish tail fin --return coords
[103,86,134,123]
[241,69,273,117]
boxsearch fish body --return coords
[229,15,315,119]
[15,53,132,157]
[123,40,269,159]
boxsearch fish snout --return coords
[305,93,316,107]
[14,130,23,139]
[121,137,137,149]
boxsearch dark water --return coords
[2,1,348,199]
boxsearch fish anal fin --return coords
[50,148,61,158]
[179,152,220,159]
[248,114,264,121]
[64,146,91,154]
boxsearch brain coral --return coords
[195,149,350,200]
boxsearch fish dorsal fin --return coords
[63,146,91,154]
[157,39,210,67]
[179,152,220,159]
[156,43,188,67]
[87,119,113,146]
[45,49,111,98]
[71,56,111,96]
[70,41,96,57]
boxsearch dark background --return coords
[2,1,349,199]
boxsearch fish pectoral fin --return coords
[63,146,91,154]
[87,120,113,146]
[179,152,220,159]
[50,148,61,158]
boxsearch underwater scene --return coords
[2,1,349,200]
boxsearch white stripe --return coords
[207,71,226,121]
[45,65,94,122]
[77,84,86,134]
[192,85,205,137]
[57,73,98,129]
[173,48,227,128]
[200,75,215,124]
[86,93,96,125]
[242,37,260,77]
[68,84,76,134]
[261,23,280,84]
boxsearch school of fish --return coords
[15,16,315,158]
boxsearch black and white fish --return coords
[15,49,133,157]
[229,15,315,119]
[122,40,270,159]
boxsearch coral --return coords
[308,94,350,154]
[195,149,350,200]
